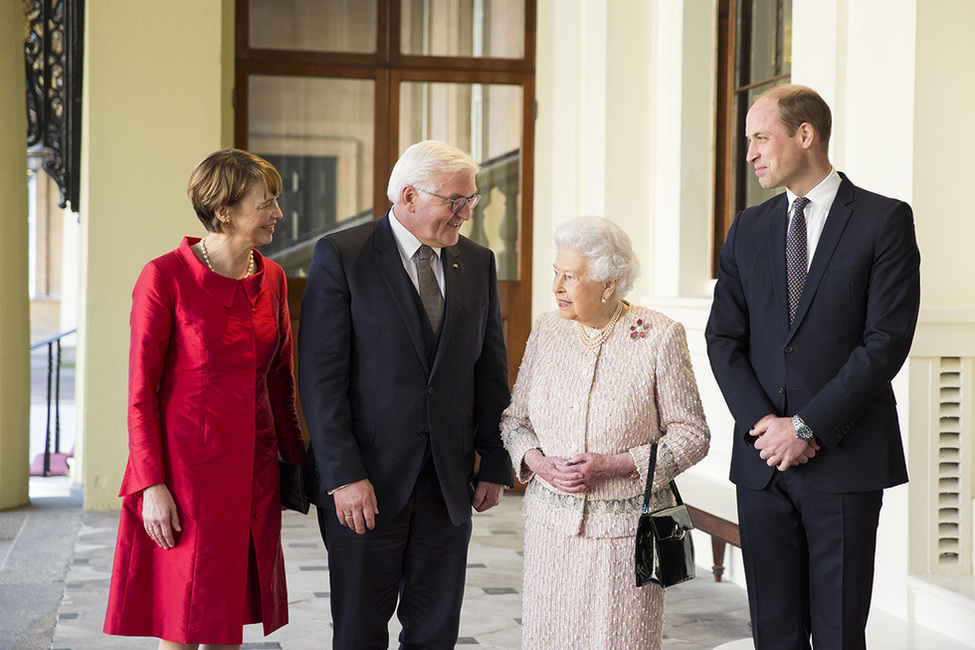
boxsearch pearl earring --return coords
[601,297,607,304]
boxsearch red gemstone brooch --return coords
[630,319,649,339]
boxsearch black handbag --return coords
[635,441,695,587]
[278,459,310,515]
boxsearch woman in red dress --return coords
[104,149,306,649]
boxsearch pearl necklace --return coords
[201,237,254,279]
[577,300,625,350]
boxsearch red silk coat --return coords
[104,238,306,644]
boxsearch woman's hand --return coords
[142,484,181,550]
[562,452,635,490]
[524,448,587,493]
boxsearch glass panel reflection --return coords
[748,2,778,82]
[778,0,793,77]
[735,0,791,87]
[399,81,522,280]
[249,0,377,53]
[249,75,375,276]
[400,0,525,59]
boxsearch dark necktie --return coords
[786,196,810,324]
[415,245,444,336]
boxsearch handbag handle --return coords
[641,441,683,514]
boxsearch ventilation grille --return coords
[937,357,962,566]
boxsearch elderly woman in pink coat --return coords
[501,216,710,650]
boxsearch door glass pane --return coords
[399,81,522,280]
[736,0,791,87]
[249,0,377,53]
[747,1,778,82]
[249,75,375,276]
[400,0,525,59]
[777,0,793,77]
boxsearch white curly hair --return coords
[553,216,640,300]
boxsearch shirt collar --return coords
[786,166,842,215]
[389,207,442,261]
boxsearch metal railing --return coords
[30,328,76,476]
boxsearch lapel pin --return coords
[452,263,459,269]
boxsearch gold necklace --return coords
[577,300,624,350]
[201,237,254,279]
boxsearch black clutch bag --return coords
[635,441,695,588]
[278,459,310,515]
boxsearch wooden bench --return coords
[686,504,740,582]
[678,472,741,582]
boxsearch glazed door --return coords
[236,0,536,381]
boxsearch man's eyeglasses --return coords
[415,187,481,214]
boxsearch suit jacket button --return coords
[784,345,795,353]
[427,387,435,395]
[418,430,427,438]
[778,386,786,394]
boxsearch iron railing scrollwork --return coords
[25,0,84,212]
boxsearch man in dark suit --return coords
[706,85,921,649]
[298,140,513,649]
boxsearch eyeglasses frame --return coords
[414,187,481,214]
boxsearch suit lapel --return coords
[765,194,790,335]
[372,215,431,371]
[430,244,463,375]
[787,178,855,339]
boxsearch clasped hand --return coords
[750,414,820,471]
[525,449,630,493]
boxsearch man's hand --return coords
[333,479,379,535]
[750,414,820,471]
[471,481,504,512]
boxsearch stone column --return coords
[0,0,32,510]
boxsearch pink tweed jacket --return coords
[501,305,710,538]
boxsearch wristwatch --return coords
[792,414,814,441]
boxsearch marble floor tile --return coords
[47,493,755,649]
[8,477,972,649]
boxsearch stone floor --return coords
[4,478,972,649]
[9,479,752,650]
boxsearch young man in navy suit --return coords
[299,140,513,649]
[706,85,921,649]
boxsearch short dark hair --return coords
[187,149,283,233]
[760,84,832,152]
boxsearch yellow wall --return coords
[914,0,975,310]
[79,0,234,509]
[0,0,31,510]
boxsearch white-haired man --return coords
[299,140,513,649]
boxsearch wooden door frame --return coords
[235,0,536,385]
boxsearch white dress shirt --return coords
[389,207,445,297]
[785,167,842,271]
